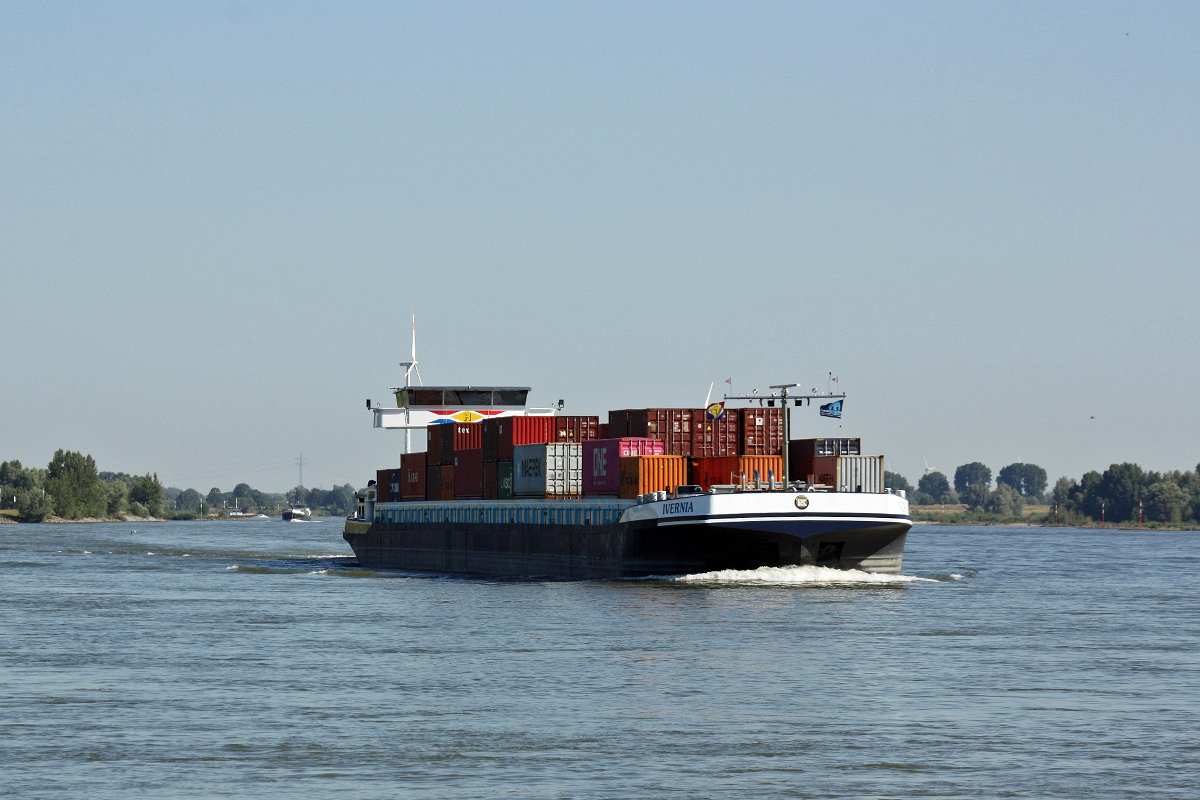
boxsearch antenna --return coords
[296,453,305,489]
[704,381,714,408]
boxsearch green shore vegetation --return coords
[886,460,1200,529]
[0,452,354,522]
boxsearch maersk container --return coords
[483,416,557,462]
[454,449,483,499]
[513,443,582,498]
[401,452,426,500]
[617,455,687,500]
[555,415,600,443]
[691,455,785,491]
[835,455,884,493]
[739,408,784,455]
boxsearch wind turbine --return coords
[395,312,424,455]
[922,455,938,476]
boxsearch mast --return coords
[722,383,847,485]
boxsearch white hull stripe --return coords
[657,515,909,527]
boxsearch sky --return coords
[2,2,1198,493]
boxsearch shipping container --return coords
[626,409,702,456]
[482,461,498,500]
[452,421,482,452]
[691,413,740,458]
[583,438,668,497]
[555,415,600,443]
[607,409,630,439]
[426,423,455,466]
[618,455,688,499]
[597,422,609,440]
[454,449,483,499]
[513,443,582,498]
[387,468,403,503]
[834,455,884,493]
[439,465,455,501]
[496,461,514,500]
[787,438,862,480]
[482,416,557,462]
[401,452,426,500]
[375,469,391,503]
[426,462,442,501]
[690,455,785,490]
[739,408,784,455]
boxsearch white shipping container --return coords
[513,443,583,497]
[835,455,884,493]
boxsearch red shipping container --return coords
[483,416,556,462]
[607,410,630,439]
[426,423,454,466]
[627,409,702,456]
[583,438,667,495]
[400,452,426,500]
[739,408,784,455]
[452,421,482,452]
[691,413,740,458]
[375,468,391,503]
[439,465,455,501]
[555,415,600,443]
[597,423,609,439]
[691,455,785,490]
[454,449,483,499]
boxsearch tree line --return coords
[885,460,1200,525]
[1,451,355,522]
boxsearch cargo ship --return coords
[343,350,910,579]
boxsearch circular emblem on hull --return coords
[794,495,810,509]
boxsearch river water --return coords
[2,520,1197,799]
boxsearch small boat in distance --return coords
[282,505,312,522]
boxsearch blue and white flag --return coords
[820,399,843,418]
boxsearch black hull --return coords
[344,519,908,579]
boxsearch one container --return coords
[454,449,483,499]
[739,408,784,455]
[387,468,404,503]
[597,422,610,440]
[691,455,785,490]
[452,422,482,452]
[513,443,582,498]
[375,468,391,503]
[583,438,667,495]
[496,461,514,500]
[555,415,600,443]
[606,410,631,439]
[426,423,455,466]
[617,455,688,499]
[835,455,884,493]
[439,465,455,501]
[482,461,499,500]
[401,452,426,500]
[788,438,863,480]
[482,416,557,462]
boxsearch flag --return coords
[706,401,726,420]
[725,377,732,385]
[820,399,843,418]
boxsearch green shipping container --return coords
[497,461,514,500]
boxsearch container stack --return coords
[514,443,583,499]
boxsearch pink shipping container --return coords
[582,438,666,495]
[482,416,557,462]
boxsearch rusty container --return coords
[739,408,784,455]
[454,449,483,499]
[401,452,426,500]
[617,455,688,499]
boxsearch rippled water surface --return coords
[2,520,1197,798]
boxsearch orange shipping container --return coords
[691,456,785,490]
[618,455,688,499]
